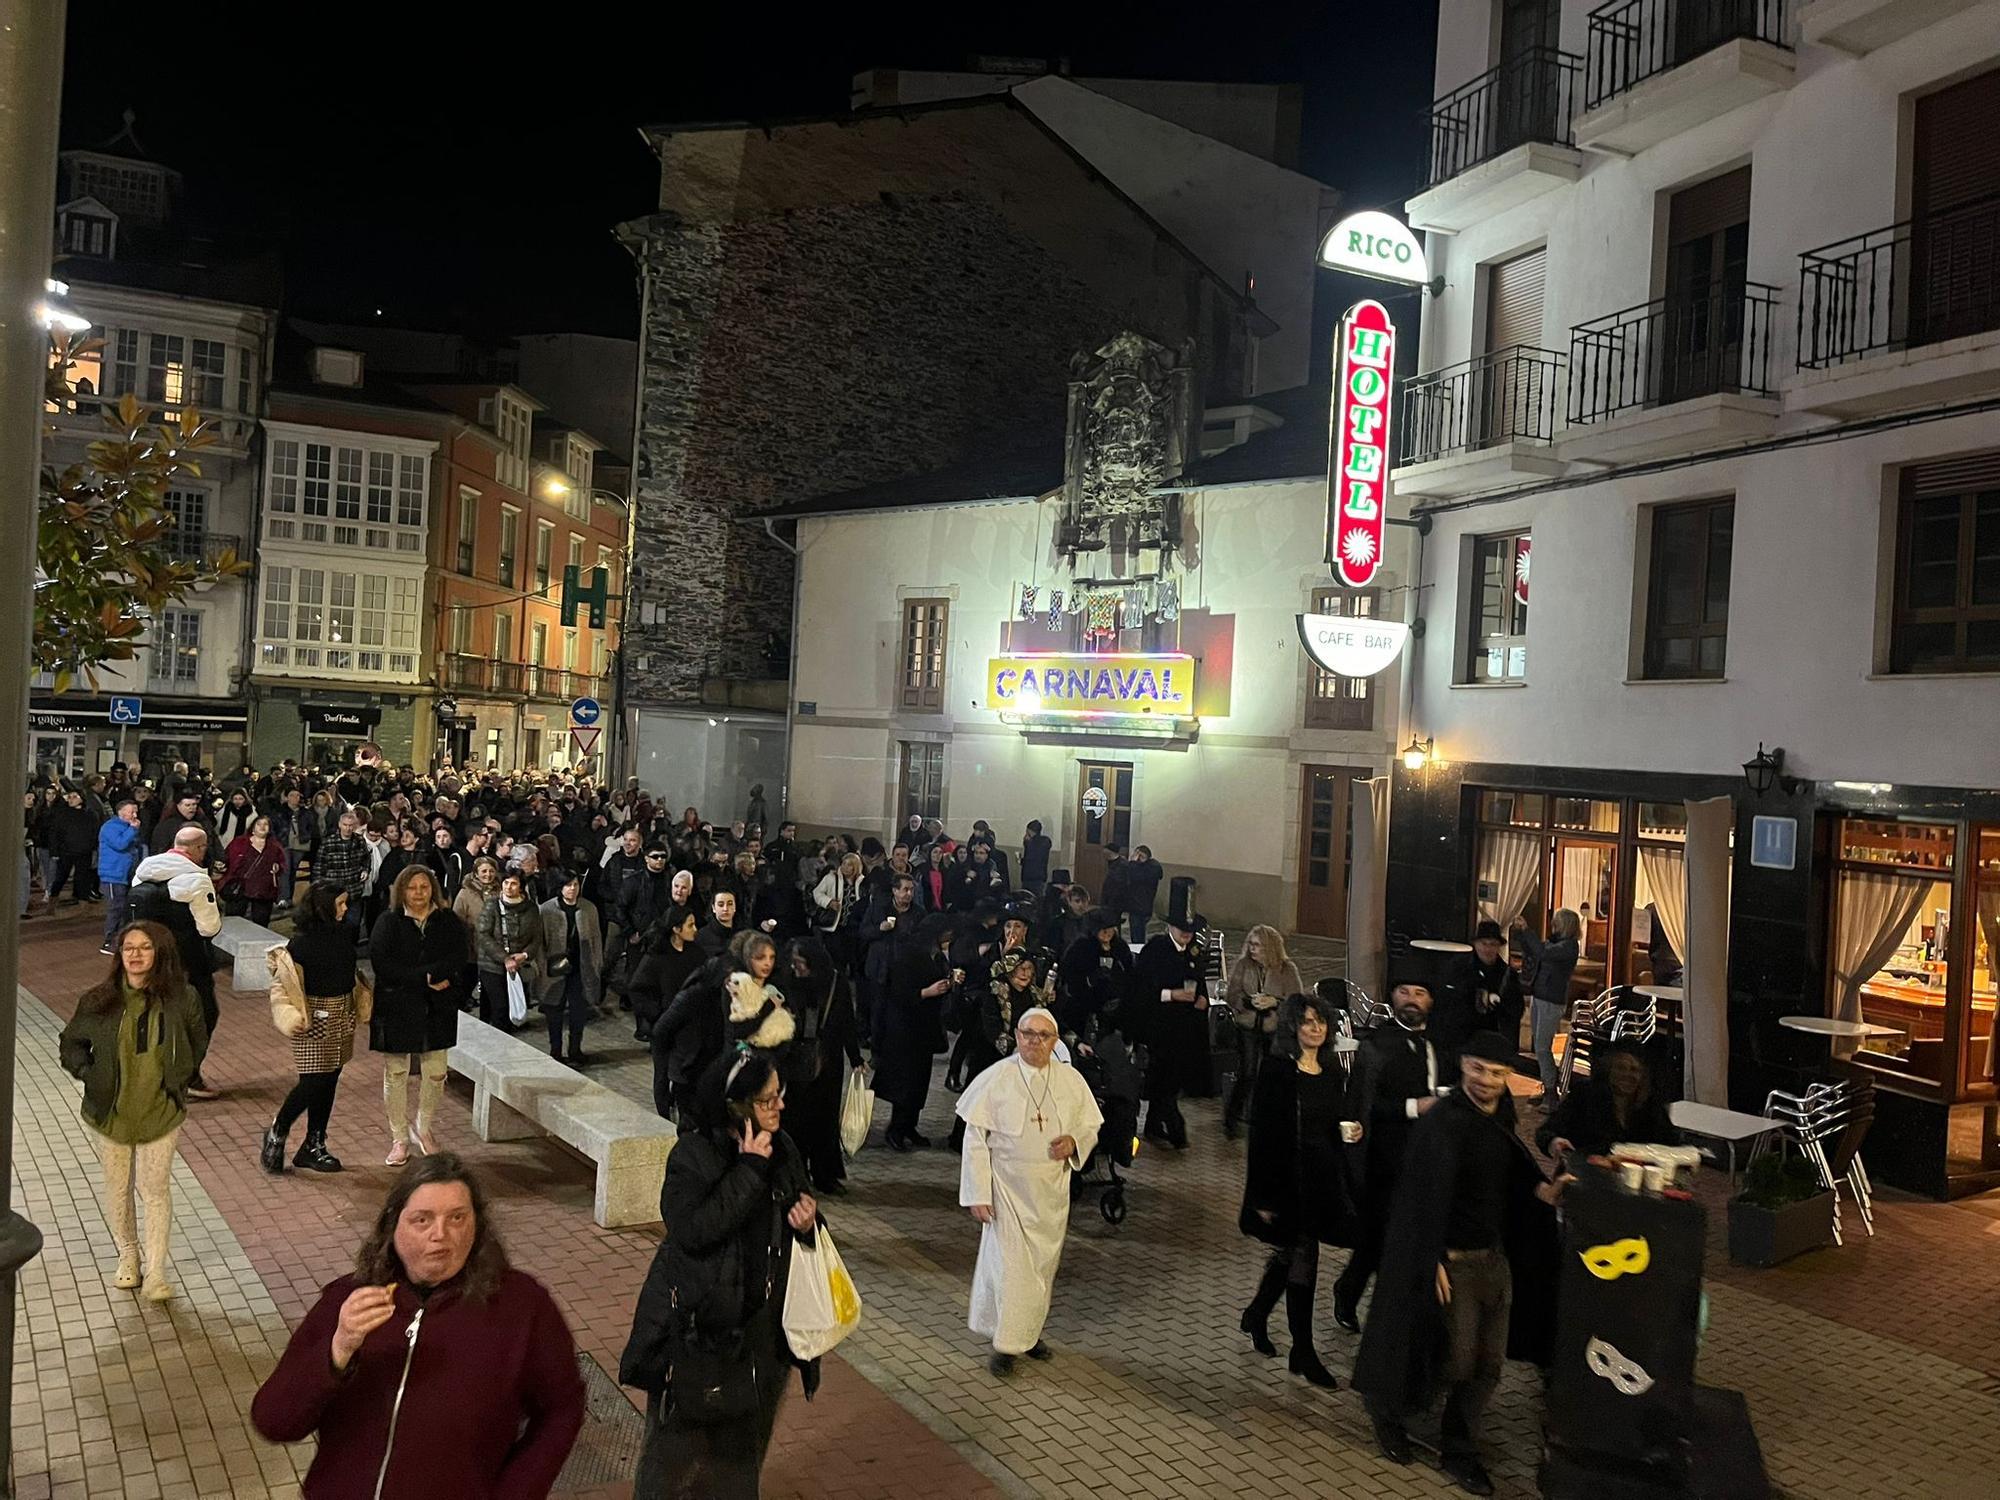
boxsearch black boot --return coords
[260,1124,287,1174]
[1285,1284,1338,1389]
[294,1132,343,1173]
[1240,1259,1286,1356]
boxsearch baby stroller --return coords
[1069,1030,1142,1225]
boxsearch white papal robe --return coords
[956,1055,1103,1354]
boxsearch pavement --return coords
[11,903,2000,1498]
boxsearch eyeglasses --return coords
[1016,1029,1058,1042]
[751,1091,784,1109]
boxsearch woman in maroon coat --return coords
[251,1154,585,1498]
[220,815,288,925]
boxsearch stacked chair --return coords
[1750,1079,1877,1246]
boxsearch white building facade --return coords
[1387,0,2000,1196]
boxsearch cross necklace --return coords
[1024,1065,1057,1133]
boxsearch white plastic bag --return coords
[505,969,529,1025]
[783,1222,862,1360]
[839,1068,875,1157]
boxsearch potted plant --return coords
[1727,1151,1835,1267]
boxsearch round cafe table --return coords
[1778,1016,1901,1039]
[1410,940,1474,954]
[1404,939,1473,998]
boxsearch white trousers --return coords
[97,1129,178,1280]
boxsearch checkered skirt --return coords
[291,991,357,1074]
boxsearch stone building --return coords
[619,85,1332,819]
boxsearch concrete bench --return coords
[447,1013,675,1228]
[213,916,286,993]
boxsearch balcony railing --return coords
[1569,282,1782,423]
[1422,47,1582,190]
[1399,346,1568,466]
[1585,0,1791,108]
[526,667,606,703]
[1798,193,2000,369]
[443,655,526,696]
[162,530,242,567]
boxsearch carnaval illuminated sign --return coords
[986,653,1195,716]
[1316,211,1430,288]
[1328,299,1396,588]
[1295,614,1410,679]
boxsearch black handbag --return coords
[669,1328,760,1424]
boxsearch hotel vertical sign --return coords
[1328,298,1395,588]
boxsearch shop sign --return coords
[1295,614,1409,678]
[986,653,1194,716]
[1316,211,1429,288]
[1514,537,1531,606]
[1328,299,1396,588]
[148,716,249,736]
[301,704,382,735]
[28,709,100,734]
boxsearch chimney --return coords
[311,347,365,387]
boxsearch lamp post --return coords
[0,2,68,1486]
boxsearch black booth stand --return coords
[1541,1169,1771,1499]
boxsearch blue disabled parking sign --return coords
[108,695,143,725]
[570,696,601,727]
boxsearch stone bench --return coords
[447,1013,675,1228]
[213,916,286,993]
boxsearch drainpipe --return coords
[762,517,800,821]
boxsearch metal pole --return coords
[0,2,67,1491]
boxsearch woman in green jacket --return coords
[59,919,209,1301]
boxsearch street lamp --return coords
[1401,734,1434,772]
[39,278,87,333]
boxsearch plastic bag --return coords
[839,1068,875,1157]
[782,1222,862,1360]
[506,969,529,1025]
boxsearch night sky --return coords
[60,3,1437,342]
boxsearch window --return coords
[302,442,332,517]
[1834,819,1959,1090]
[269,439,299,514]
[1305,586,1378,729]
[391,579,418,649]
[498,507,519,588]
[146,334,185,405]
[60,211,111,257]
[261,567,291,639]
[535,521,554,592]
[62,323,104,407]
[236,347,254,414]
[358,575,387,646]
[149,609,200,687]
[334,447,363,520]
[457,491,478,574]
[448,606,473,655]
[565,435,592,488]
[566,535,583,576]
[189,339,226,407]
[295,568,324,641]
[163,489,206,560]
[1643,498,1733,679]
[898,741,945,820]
[591,635,607,677]
[1465,531,1530,682]
[897,597,949,711]
[397,455,425,528]
[1892,457,2000,673]
[531,622,549,664]
[328,572,357,645]
[494,393,531,490]
[563,629,579,672]
[366,452,394,524]
[111,330,138,396]
[493,609,514,660]
[596,545,613,584]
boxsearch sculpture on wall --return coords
[1058,331,1195,556]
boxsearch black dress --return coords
[785,964,864,1189]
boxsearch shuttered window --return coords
[1667,166,1752,249]
[898,598,948,712]
[1643,498,1733,680]
[1485,248,1546,353]
[1914,67,2000,219]
[1912,67,2000,347]
[1892,453,2000,673]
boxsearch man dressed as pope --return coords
[956,1006,1103,1376]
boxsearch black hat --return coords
[917,912,957,945]
[1169,911,1207,935]
[1461,1031,1517,1066]
[1086,906,1122,932]
[973,897,1004,920]
[1001,901,1035,925]
[1473,919,1505,943]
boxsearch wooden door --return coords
[1296,765,1366,939]
[1661,167,1751,404]
[1071,761,1133,901]
[1482,248,1547,443]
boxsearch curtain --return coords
[1347,777,1391,1010]
[1559,844,1609,927]
[1831,872,1930,1028]
[1682,798,1733,1104]
[1979,886,2000,1083]
[1477,829,1541,928]
[1637,846,1689,974]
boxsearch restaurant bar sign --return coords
[986,653,1195,716]
[1295,614,1410,678]
[1328,298,1396,589]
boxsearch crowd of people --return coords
[36,748,1685,1498]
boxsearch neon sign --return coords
[986,653,1195,715]
[1328,299,1395,588]
[1294,615,1409,678]
[1317,211,1429,288]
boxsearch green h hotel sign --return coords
[1327,299,1395,588]
[560,565,610,629]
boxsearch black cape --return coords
[1350,1088,1560,1414]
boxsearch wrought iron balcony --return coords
[1798,194,2000,370]
[1584,0,1791,109]
[1422,47,1581,191]
[1399,346,1568,467]
[524,666,606,702]
[161,531,242,567]
[1569,282,1781,424]
[443,654,526,696]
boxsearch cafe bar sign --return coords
[1328,298,1395,589]
[987,652,1195,717]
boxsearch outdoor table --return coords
[1777,1016,1901,1040]
[1669,1100,1782,1183]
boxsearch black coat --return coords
[1431,953,1525,1068]
[695,920,738,960]
[1534,1076,1680,1161]
[1346,1023,1441,1194]
[1351,1089,1560,1412]
[367,908,470,1054]
[629,936,704,1031]
[651,957,731,1116]
[1240,1060,1356,1248]
[619,1125,812,1391]
[858,896,922,985]
[1056,934,1134,1040]
[785,964,864,1187]
[875,946,950,1107]
[1129,933,1207,1073]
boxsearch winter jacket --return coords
[58,980,207,1131]
[1516,927,1581,1008]
[127,852,223,999]
[252,1268,585,1500]
[315,832,369,900]
[1224,955,1305,1035]
[1123,856,1165,914]
[477,895,547,982]
[221,836,289,903]
[537,896,603,1008]
[651,957,731,1113]
[148,810,215,856]
[367,907,470,1055]
[50,802,97,859]
[96,817,144,886]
